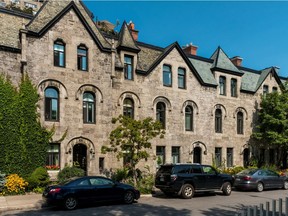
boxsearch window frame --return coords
[226,148,233,167]
[77,45,88,71]
[163,65,172,87]
[156,102,166,128]
[219,76,226,95]
[231,78,237,97]
[172,146,180,163]
[215,147,222,167]
[237,111,244,134]
[263,85,269,96]
[46,143,60,169]
[156,146,166,165]
[53,39,65,68]
[44,87,59,121]
[83,92,96,124]
[185,105,193,131]
[215,108,222,133]
[124,55,133,80]
[123,98,134,119]
[178,67,186,89]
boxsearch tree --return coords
[252,86,288,168]
[101,115,165,185]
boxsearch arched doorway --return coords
[193,147,202,164]
[243,148,250,168]
[73,144,87,174]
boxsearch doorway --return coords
[193,147,202,164]
[73,144,87,174]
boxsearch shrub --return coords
[57,166,85,183]
[4,174,28,195]
[26,167,50,191]
[111,167,132,182]
[0,171,6,193]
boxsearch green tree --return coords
[101,115,165,185]
[252,86,288,168]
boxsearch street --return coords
[2,189,288,216]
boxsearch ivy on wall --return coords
[0,75,53,177]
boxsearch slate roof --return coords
[117,21,140,53]
[26,0,111,50]
[0,9,31,49]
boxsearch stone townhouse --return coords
[0,0,286,176]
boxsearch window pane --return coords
[163,65,172,86]
[178,68,185,89]
[185,106,193,131]
[124,56,133,80]
[83,93,95,123]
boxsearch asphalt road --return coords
[2,189,288,216]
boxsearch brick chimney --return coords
[230,56,243,67]
[128,21,139,41]
[183,43,198,55]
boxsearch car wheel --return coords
[123,190,134,204]
[256,182,264,192]
[283,181,288,190]
[64,196,77,210]
[222,182,232,196]
[181,184,194,199]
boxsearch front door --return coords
[193,147,202,164]
[73,144,87,175]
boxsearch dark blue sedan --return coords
[42,176,140,210]
[233,168,288,192]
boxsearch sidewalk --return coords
[0,193,44,214]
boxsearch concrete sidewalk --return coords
[0,193,44,214]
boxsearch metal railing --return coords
[235,197,288,216]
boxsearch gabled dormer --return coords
[116,21,141,81]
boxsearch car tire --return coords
[256,182,264,192]
[181,184,194,199]
[283,181,288,190]
[123,190,134,204]
[64,196,77,210]
[222,182,232,196]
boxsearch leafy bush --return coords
[111,167,132,182]
[57,166,85,183]
[26,167,50,191]
[221,166,245,175]
[4,174,28,195]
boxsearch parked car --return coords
[233,168,288,192]
[155,163,233,199]
[42,176,140,210]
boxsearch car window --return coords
[203,166,216,175]
[158,166,173,174]
[90,178,114,186]
[77,179,90,186]
[238,169,257,175]
[174,165,191,174]
[191,165,202,174]
[266,170,278,177]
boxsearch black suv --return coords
[155,163,233,199]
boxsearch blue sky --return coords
[84,1,288,78]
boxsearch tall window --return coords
[163,65,172,87]
[45,87,59,121]
[54,40,65,67]
[83,92,95,123]
[215,147,222,167]
[77,45,88,71]
[237,111,244,134]
[185,105,193,131]
[178,68,186,89]
[99,157,104,174]
[227,148,233,167]
[124,55,133,80]
[219,76,226,95]
[231,78,237,97]
[272,87,278,92]
[156,102,166,128]
[215,108,222,133]
[123,98,134,119]
[263,85,269,97]
[46,143,60,169]
[156,146,165,165]
[172,147,180,163]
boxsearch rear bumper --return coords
[234,182,257,190]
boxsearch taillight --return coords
[171,174,177,181]
[49,188,61,194]
[243,176,252,181]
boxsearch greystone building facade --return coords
[0,0,286,176]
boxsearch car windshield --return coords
[238,169,257,175]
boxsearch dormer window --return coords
[263,85,269,97]
[124,55,133,80]
[163,65,172,87]
[219,76,226,95]
[231,78,237,97]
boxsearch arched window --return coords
[237,111,244,134]
[77,45,88,71]
[123,98,134,118]
[54,39,65,67]
[83,92,95,123]
[156,102,166,128]
[45,87,59,121]
[215,108,222,133]
[185,106,193,131]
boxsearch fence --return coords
[235,197,288,216]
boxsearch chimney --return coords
[230,56,243,67]
[183,43,198,55]
[128,21,139,41]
